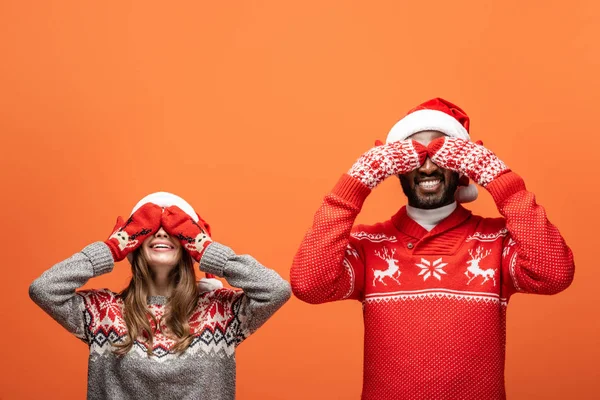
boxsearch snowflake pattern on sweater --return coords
[79,288,246,361]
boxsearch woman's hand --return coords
[161,206,213,262]
[104,203,162,261]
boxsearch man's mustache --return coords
[414,173,445,183]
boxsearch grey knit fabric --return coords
[30,241,291,400]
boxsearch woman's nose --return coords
[155,227,168,237]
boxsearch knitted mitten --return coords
[105,203,162,261]
[428,137,509,187]
[161,205,212,262]
[348,140,428,189]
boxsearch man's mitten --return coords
[348,140,427,189]
[428,137,509,187]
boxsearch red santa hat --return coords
[128,192,222,292]
[386,98,478,203]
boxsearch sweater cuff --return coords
[332,174,372,208]
[486,171,527,206]
[81,242,115,276]
[199,242,235,277]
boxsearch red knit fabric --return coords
[104,203,162,262]
[290,172,574,400]
[161,205,212,262]
[408,97,471,132]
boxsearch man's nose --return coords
[418,157,439,175]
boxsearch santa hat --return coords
[131,192,212,235]
[386,98,478,203]
[128,191,222,291]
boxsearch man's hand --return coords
[427,137,509,187]
[348,140,428,189]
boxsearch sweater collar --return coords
[391,203,472,240]
[147,295,168,305]
[406,202,457,231]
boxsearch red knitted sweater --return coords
[291,172,574,400]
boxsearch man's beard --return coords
[399,172,459,209]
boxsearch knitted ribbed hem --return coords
[81,242,115,277]
[199,242,234,277]
[147,295,168,305]
[486,171,527,206]
[332,174,372,208]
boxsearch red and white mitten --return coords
[161,205,212,262]
[348,140,428,189]
[104,203,162,262]
[428,137,509,187]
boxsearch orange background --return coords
[1,1,599,399]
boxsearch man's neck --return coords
[406,202,457,231]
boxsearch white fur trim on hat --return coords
[455,183,478,203]
[386,109,470,143]
[131,192,198,222]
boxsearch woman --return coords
[29,192,291,400]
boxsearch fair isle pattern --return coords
[341,258,356,299]
[79,290,127,346]
[466,228,509,242]
[508,251,522,292]
[348,140,422,189]
[416,257,448,281]
[345,244,360,259]
[372,247,402,286]
[364,288,507,306]
[430,138,508,187]
[29,240,292,400]
[464,247,498,286]
[291,170,574,399]
[351,231,397,242]
[503,237,516,258]
[342,244,359,298]
[80,288,245,362]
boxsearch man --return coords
[290,98,574,399]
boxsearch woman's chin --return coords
[147,257,178,270]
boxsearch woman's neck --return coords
[149,271,173,297]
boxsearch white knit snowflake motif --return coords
[416,257,448,281]
[348,141,421,189]
[430,138,508,187]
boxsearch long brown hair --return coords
[114,248,200,356]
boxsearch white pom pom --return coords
[198,277,223,293]
[455,184,478,203]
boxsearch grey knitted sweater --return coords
[29,241,291,400]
